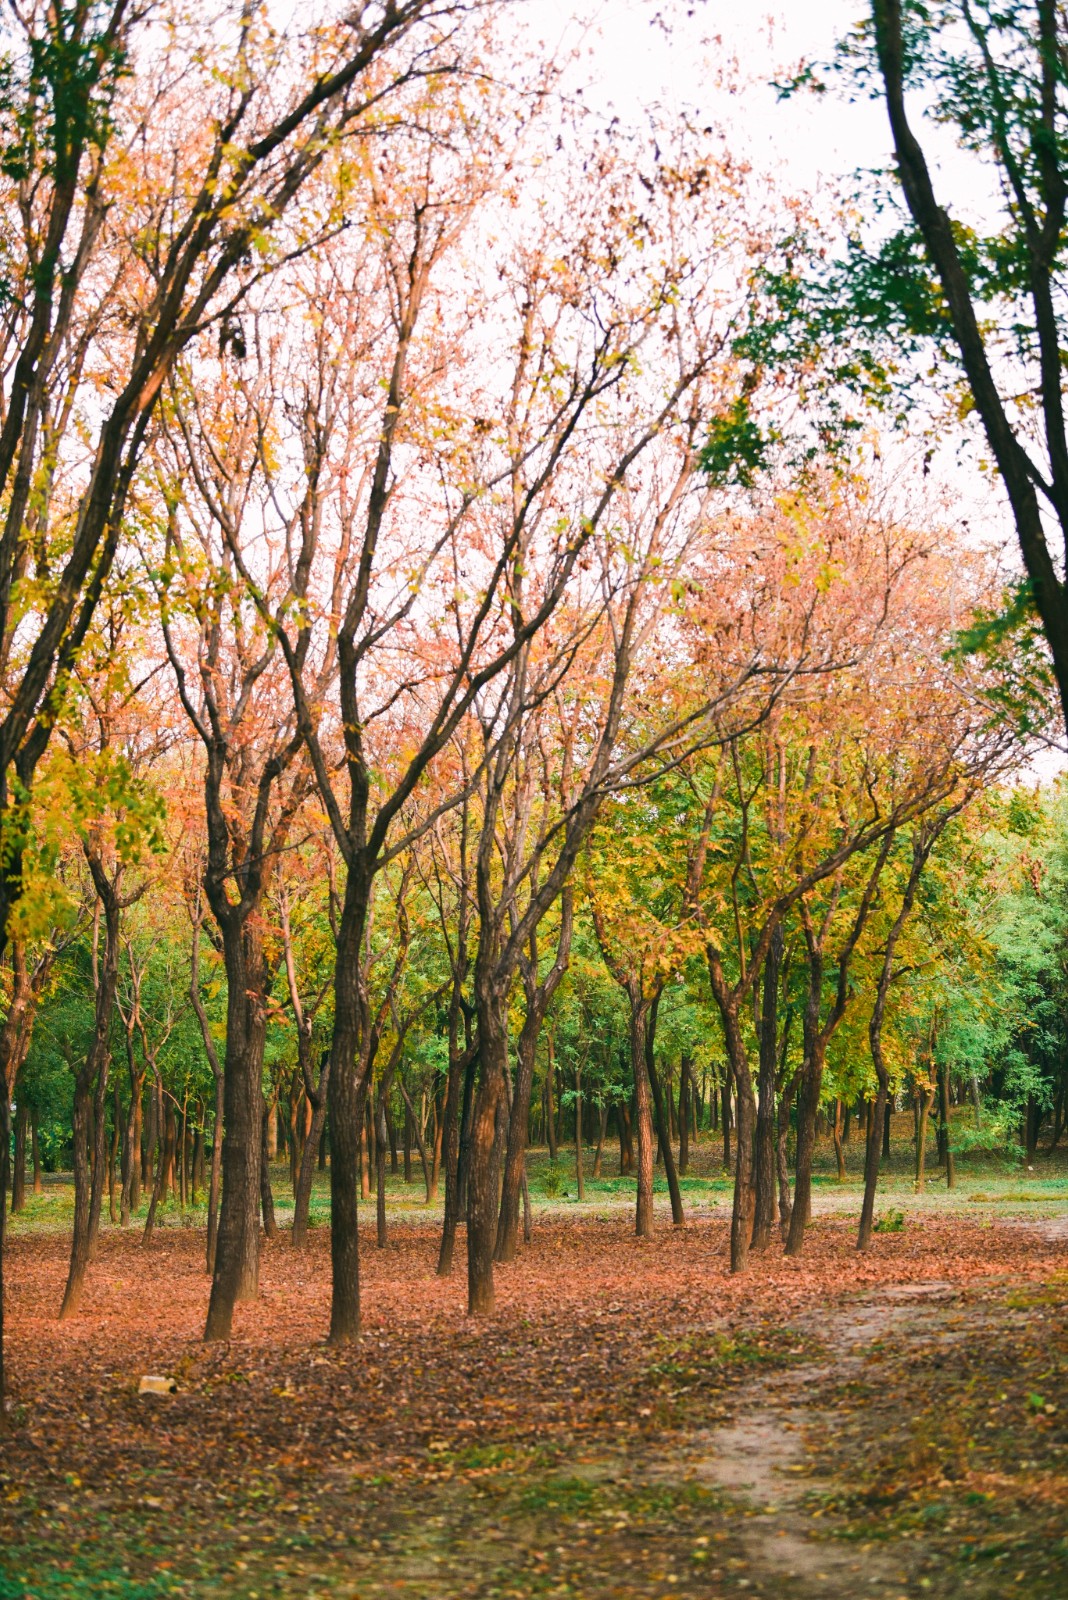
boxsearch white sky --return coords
[525,2,893,187]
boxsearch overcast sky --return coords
[525,1,893,189]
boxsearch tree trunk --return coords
[496,1011,541,1263]
[204,917,269,1341]
[915,1079,935,1190]
[678,1055,691,1176]
[403,1099,412,1184]
[60,874,120,1319]
[437,1043,473,1276]
[645,1015,682,1227]
[31,1108,42,1194]
[574,1063,584,1202]
[631,995,655,1239]
[291,1084,328,1248]
[11,1101,27,1214]
[545,1035,558,1162]
[467,986,507,1315]
[260,1101,278,1240]
[776,1067,798,1232]
[376,1095,389,1247]
[940,1060,955,1189]
[751,928,782,1251]
[593,1100,607,1178]
[108,1081,120,1225]
[618,1097,634,1175]
[398,1079,432,1203]
[832,1098,846,1181]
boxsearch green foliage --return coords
[700,396,773,488]
[873,1207,905,1233]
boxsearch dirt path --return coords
[670,1284,962,1597]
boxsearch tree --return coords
[0,0,475,1412]
[780,3,1068,725]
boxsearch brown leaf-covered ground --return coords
[2,1194,1067,1600]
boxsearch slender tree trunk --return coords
[398,1079,432,1203]
[260,1101,278,1240]
[31,1108,41,1195]
[325,882,366,1343]
[646,1017,682,1227]
[376,1095,389,1247]
[497,1014,540,1262]
[832,1098,846,1181]
[678,1055,691,1176]
[915,1079,935,1190]
[631,995,654,1239]
[204,918,269,1341]
[940,1060,955,1188]
[574,1062,584,1202]
[11,1102,27,1215]
[593,1101,607,1177]
[618,1097,634,1174]
[545,1035,558,1162]
[291,1086,328,1247]
[751,929,782,1251]
[108,1082,120,1225]
[776,1067,799,1233]
[430,1083,443,1201]
[467,987,507,1315]
[437,1044,473,1276]
[61,878,120,1319]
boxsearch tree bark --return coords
[60,862,121,1319]
[751,926,782,1251]
[204,914,270,1340]
[645,1013,682,1227]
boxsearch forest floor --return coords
[2,1130,1068,1600]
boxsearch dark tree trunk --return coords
[776,1067,799,1232]
[61,867,120,1319]
[31,1108,41,1194]
[325,878,366,1342]
[678,1054,691,1176]
[631,994,655,1238]
[376,1095,389,1247]
[260,1101,278,1240]
[437,1043,475,1276]
[467,984,507,1315]
[646,1014,682,1227]
[751,927,782,1251]
[204,915,270,1341]
[618,1097,634,1175]
[496,1009,541,1262]
[545,1036,558,1162]
[11,1101,27,1214]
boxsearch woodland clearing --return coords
[2,1133,1066,1600]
